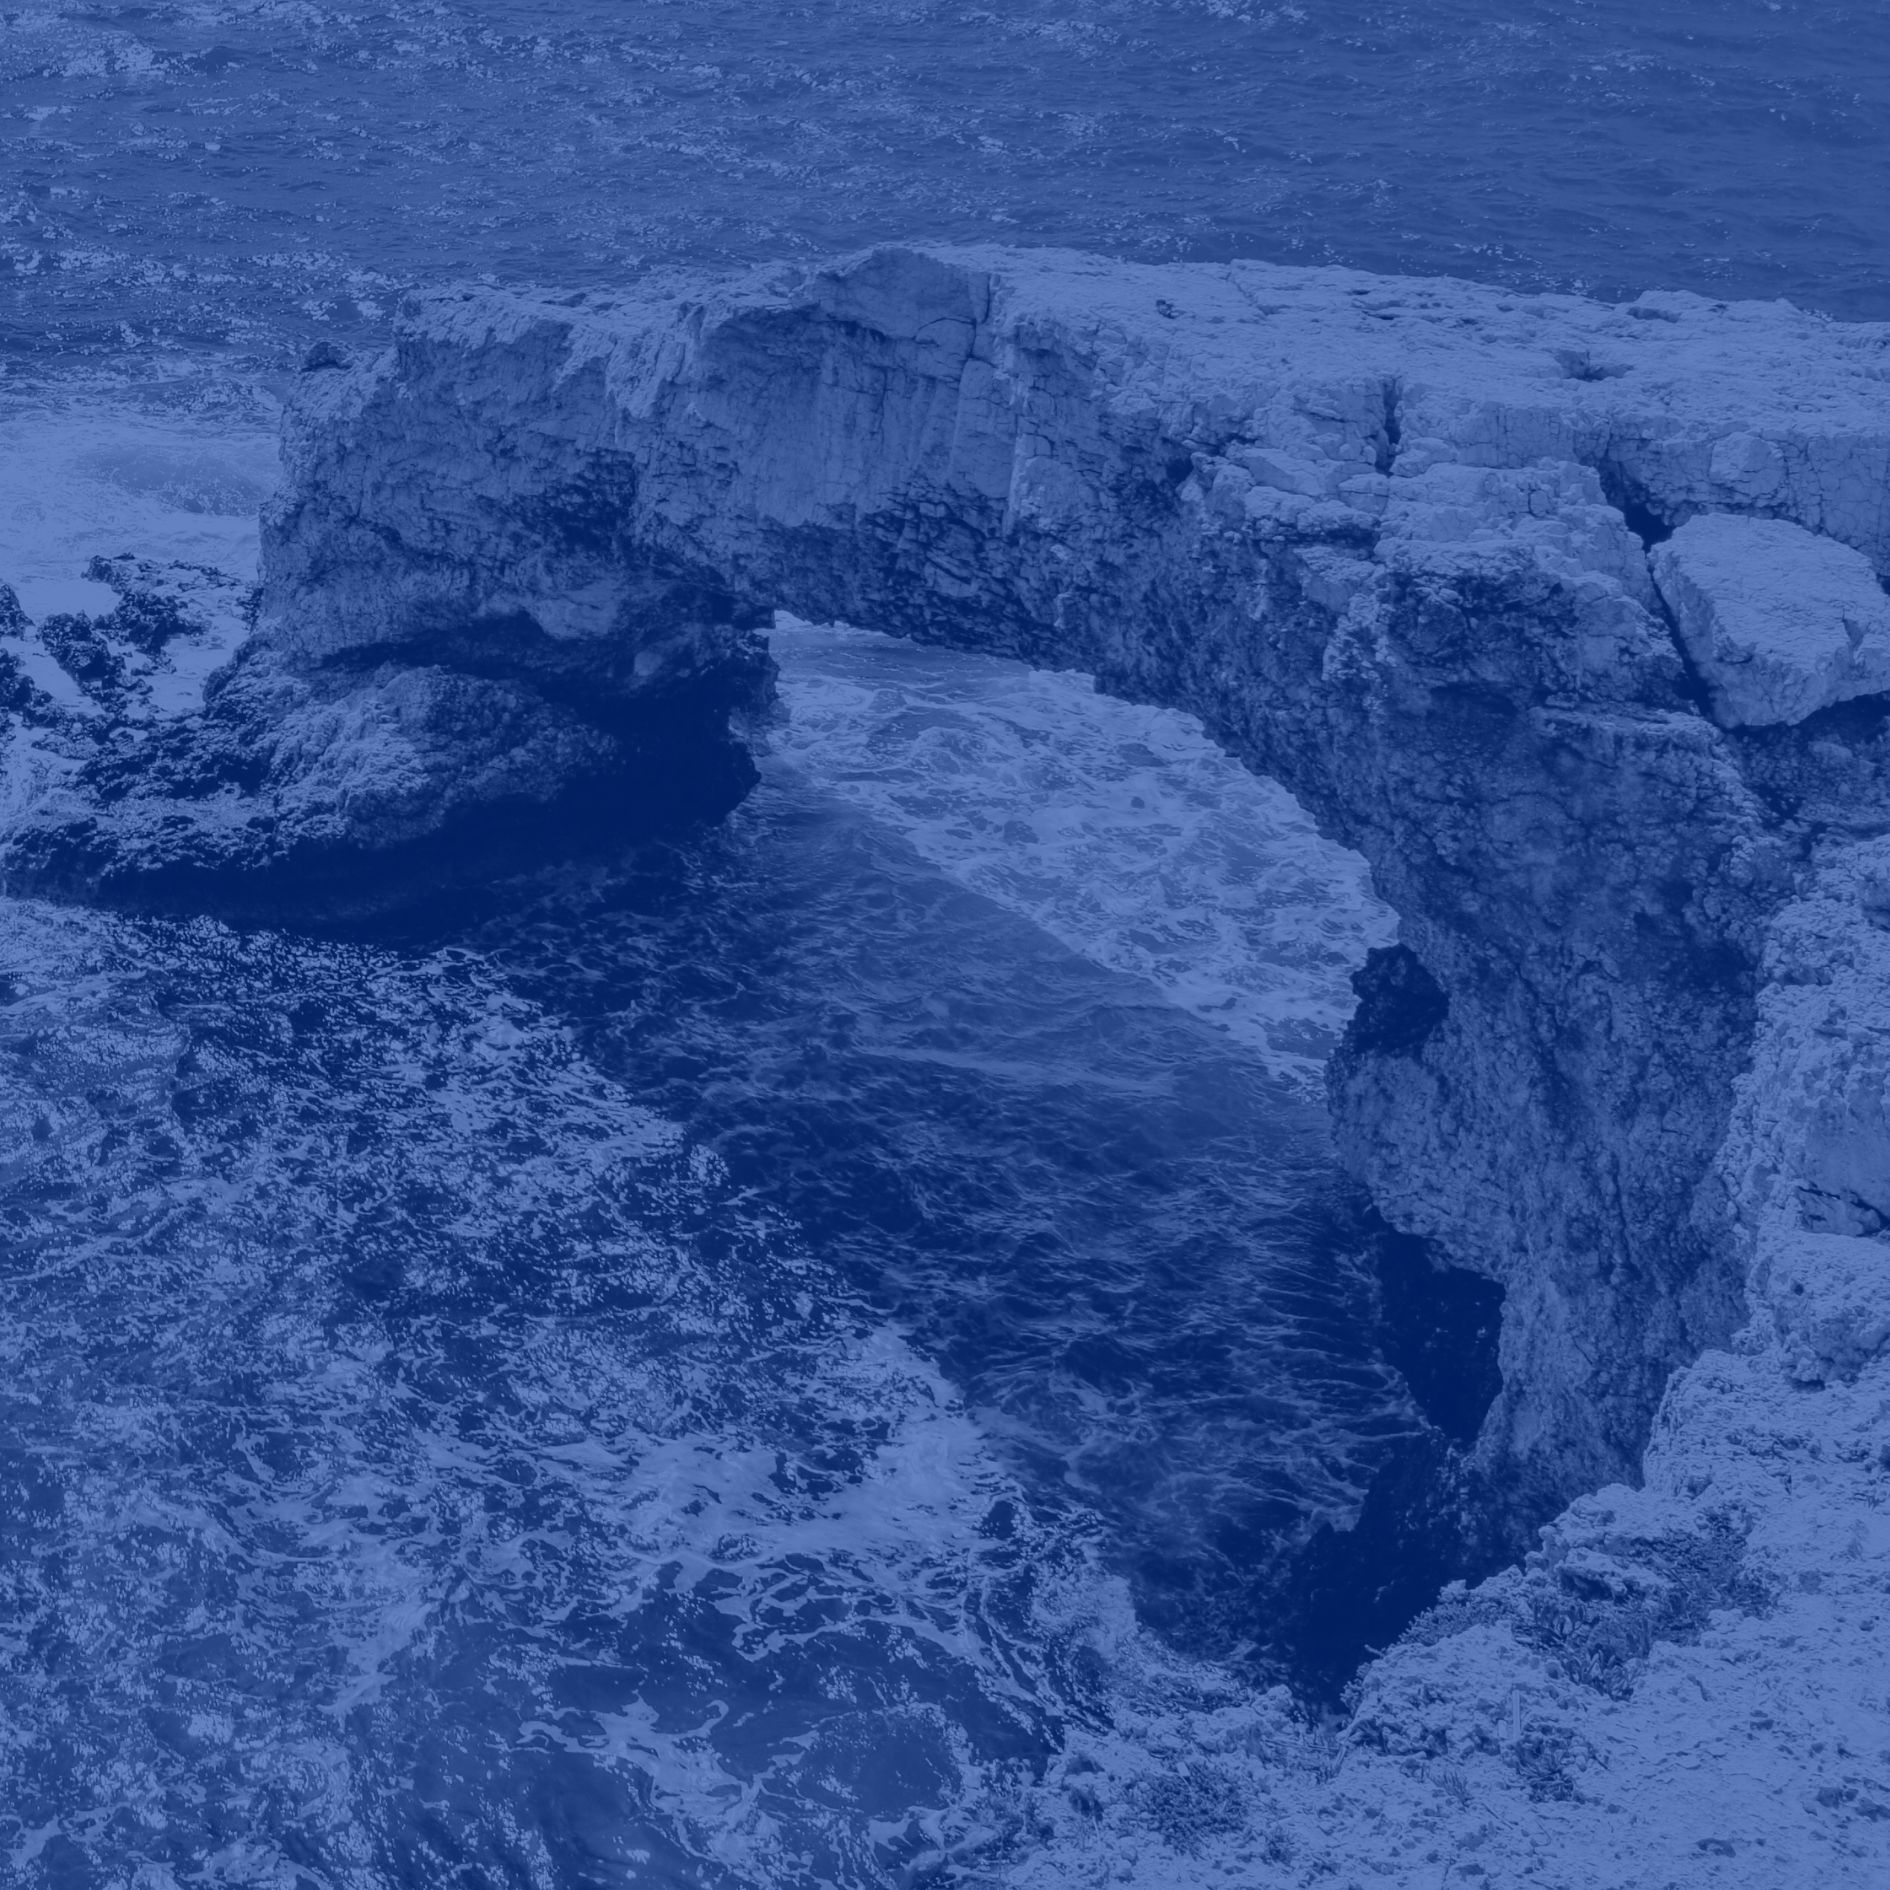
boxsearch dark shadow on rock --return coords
[1276,1434,1515,1709]
[0,607,776,931]
[1272,1213,1511,1706]
[1369,1221,1504,1448]
[1341,944,1448,1059]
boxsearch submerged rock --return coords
[0,582,53,718]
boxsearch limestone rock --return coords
[8,240,1890,1532]
[0,562,773,916]
[1761,1228,1890,1383]
[1651,513,1890,726]
[1715,835,1890,1387]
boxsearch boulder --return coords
[1651,513,1890,727]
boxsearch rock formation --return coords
[95,244,1890,1503]
[4,250,1889,1874]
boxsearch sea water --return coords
[0,391,1405,1882]
[1,3,1883,1883]
[5,0,1888,373]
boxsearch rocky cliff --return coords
[5,250,1889,1876]
[116,244,1890,1509]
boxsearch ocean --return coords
[0,3,1881,1882]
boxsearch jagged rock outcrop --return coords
[1,627,770,919]
[0,444,772,917]
[1719,834,1890,1381]
[8,244,1890,1564]
[1046,833,1890,1882]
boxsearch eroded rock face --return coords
[9,243,1890,1543]
[1717,834,1890,1384]
[1,643,767,919]
[0,379,775,918]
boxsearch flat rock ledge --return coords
[7,246,1890,1883]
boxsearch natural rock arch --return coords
[16,244,1890,1534]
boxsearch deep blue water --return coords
[0,657,1412,1885]
[0,583,1407,1883]
[4,0,1889,378]
[0,3,1882,1882]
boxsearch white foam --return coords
[0,393,279,596]
[0,393,276,720]
[11,576,118,620]
[767,617,1392,1090]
